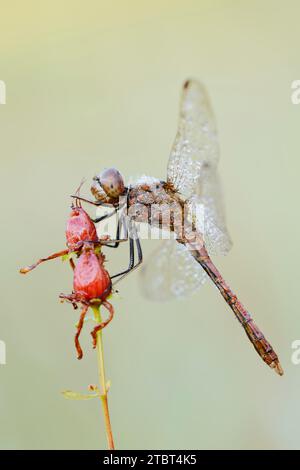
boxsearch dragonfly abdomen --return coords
[188,244,284,376]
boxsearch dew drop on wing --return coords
[139,240,207,302]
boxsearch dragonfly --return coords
[73,79,283,376]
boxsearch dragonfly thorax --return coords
[127,176,185,234]
[130,176,176,206]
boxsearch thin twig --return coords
[92,305,115,450]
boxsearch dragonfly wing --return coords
[187,165,232,256]
[139,240,207,302]
[167,79,219,198]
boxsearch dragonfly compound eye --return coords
[99,168,125,198]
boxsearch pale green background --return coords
[1,0,300,449]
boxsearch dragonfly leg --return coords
[74,304,89,359]
[90,300,114,348]
[20,248,69,274]
[92,206,119,224]
[70,194,114,208]
[111,222,143,285]
[92,212,128,249]
[93,197,127,224]
[104,212,128,248]
[110,221,134,281]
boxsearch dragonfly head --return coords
[92,168,125,199]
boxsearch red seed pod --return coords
[73,250,111,301]
[66,207,98,251]
[19,206,98,274]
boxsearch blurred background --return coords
[1,0,300,450]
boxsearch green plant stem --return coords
[92,306,115,450]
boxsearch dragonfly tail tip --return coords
[272,361,284,376]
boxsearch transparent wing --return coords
[167,79,219,198]
[139,240,207,302]
[187,165,232,256]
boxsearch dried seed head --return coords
[66,207,97,251]
[73,250,111,301]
